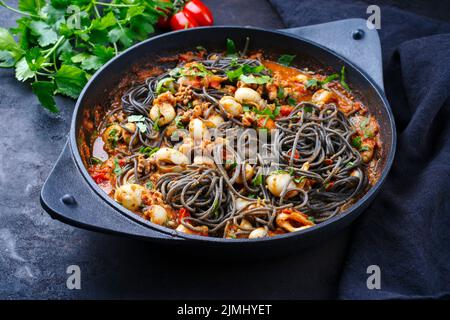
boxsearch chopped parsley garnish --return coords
[226,64,266,82]
[145,182,153,189]
[305,73,339,91]
[277,87,285,100]
[294,176,306,184]
[108,128,119,147]
[239,74,272,84]
[303,105,313,113]
[360,117,374,138]
[351,136,369,152]
[90,157,103,165]
[254,106,279,120]
[340,66,351,91]
[345,161,355,168]
[127,115,145,122]
[128,115,147,133]
[139,146,159,156]
[156,77,175,94]
[351,136,362,149]
[113,158,122,176]
[226,38,237,56]
[287,97,297,106]
[278,54,296,66]
[211,199,220,218]
[225,159,237,169]
[252,173,263,187]
[174,116,184,128]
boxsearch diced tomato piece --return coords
[280,105,295,117]
[257,117,276,130]
[178,208,190,224]
[287,150,300,159]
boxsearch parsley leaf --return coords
[29,21,58,47]
[239,74,272,84]
[15,57,35,81]
[139,146,159,156]
[252,173,263,187]
[340,66,351,91]
[0,50,15,67]
[278,54,296,66]
[18,0,45,15]
[351,136,362,149]
[226,38,237,56]
[54,64,88,99]
[31,81,57,113]
[113,158,122,176]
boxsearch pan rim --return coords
[69,25,397,243]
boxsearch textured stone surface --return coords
[0,0,349,299]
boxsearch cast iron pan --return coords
[40,19,396,254]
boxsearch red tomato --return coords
[178,208,190,224]
[257,117,276,130]
[287,150,300,159]
[325,181,335,191]
[280,105,295,117]
[183,0,214,26]
[170,11,199,30]
[91,170,109,184]
[156,0,173,29]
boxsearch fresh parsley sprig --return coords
[0,0,171,113]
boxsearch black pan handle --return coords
[282,18,384,91]
[41,141,180,241]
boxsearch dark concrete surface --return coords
[5,0,444,301]
[0,0,349,300]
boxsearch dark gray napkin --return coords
[269,0,450,299]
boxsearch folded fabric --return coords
[269,0,450,299]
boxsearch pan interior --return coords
[72,27,394,241]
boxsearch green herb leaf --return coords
[156,77,175,94]
[360,145,369,152]
[18,0,45,15]
[139,146,159,156]
[351,136,362,149]
[226,38,236,56]
[0,27,23,60]
[54,64,88,99]
[226,63,265,81]
[91,11,117,31]
[287,97,297,106]
[136,122,147,133]
[128,115,145,122]
[108,27,133,48]
[252,173,263,187]
[25,47,45,71]
[90,157,103,165]
[31,81,58,113]
[278,54,296,66]
[277,86,284,100]
[15,57,35,81]
[225,159,237,169]
[239,74,271,84]
[294,176,306,184]
[113,158,122,176]
[29,21,58,47]
[0,50,16,67]
[172,115,183,129]
[340,66,350,91]
[345,161,354,168]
